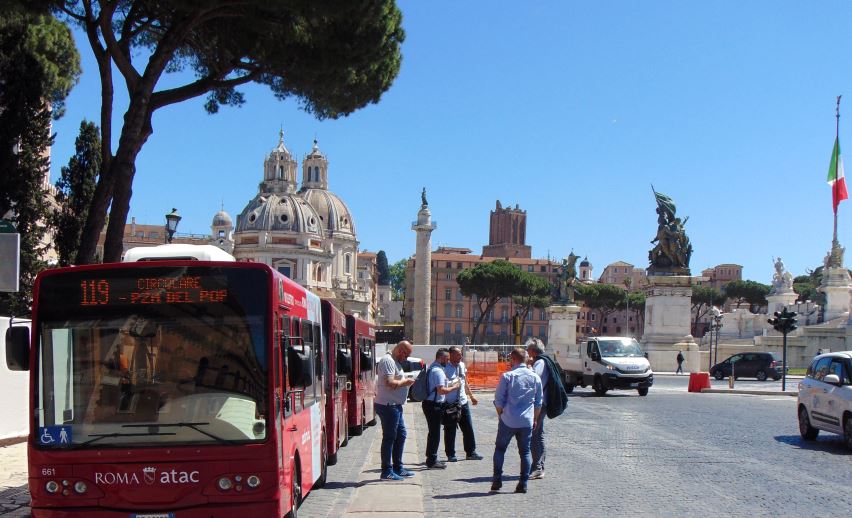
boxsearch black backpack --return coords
[538,354,568,419]
[409,365,441,402]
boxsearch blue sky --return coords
[48,1,852,284]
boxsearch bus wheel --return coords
[341,424,349,447]
[287,463,301,518]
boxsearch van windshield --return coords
[598,339,644,357]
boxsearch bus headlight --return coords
[45,480,60,494]
[217,477,233,491]
[247,475,261,488]
[73,481,88,494]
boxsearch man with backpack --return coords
[421,348,460,469]
[526,338,568,480]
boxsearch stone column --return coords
[766,291,799,316]
[820,266,852,321]
[641,275,698,371]
[411,203,436,344]
[546,304,580,348]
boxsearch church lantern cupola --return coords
[261,128,298,194]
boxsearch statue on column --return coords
[554,252,579,303]
[648,187,693,275]
[421,187,428,207]
[771,257,794,294]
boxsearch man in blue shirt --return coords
[422,348,460,469]
[527,338,549,479]
[492,347,543,494]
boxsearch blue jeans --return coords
[375,403,407,476]
[492,419,532,484]
[531,410,545,472]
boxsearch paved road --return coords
[412,376,851,517]
[3,375,850,517]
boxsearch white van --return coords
[553,337,653,396]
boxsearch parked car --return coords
[710,352,783,381]
[797,351,852,450]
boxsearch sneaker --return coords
[446,456,458,462]
[490,479,502,492]
[426,461,447,469]
[466,453,484,460]
[529,470,544,480]
[382,472,405,481]
[514,483,527,494]
[395,468,416,478]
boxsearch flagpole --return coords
[834,95,841,246]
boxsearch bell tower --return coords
[301,139,328,190]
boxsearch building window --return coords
[444,303,452,318]
[528,265,534,272]
[616,326,621,333]
[540,266,546,272]
[344,254,351,274]
[539,310,546,320]
[277,265,292,278]
[380,293,385,302]
[456,290,463,301]
[457,262,463,268]
[501,306,509,322]
[446,261,452,268]
[445,288,452,300]
[591,313,596,321]
[444,323,451,334]
[538,326,546,337]
[455,305,463,318]
[455,324,462,334]
[603,326,608,333]
[527,308,533,320]
[445,273,452,280]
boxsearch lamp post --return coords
[164,208,181,243]
[711,307,723,367]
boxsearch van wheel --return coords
[714,370,724,381]
[593,377,608,396]
[844,415,852,451]
[756,370,767,381]
[637,387,649,396]
[798,406,819,440]
[564,383,575,394]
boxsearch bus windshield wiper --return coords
[72,431,177,448]
[123,422,236,445]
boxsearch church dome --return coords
[212,210,232,227]
[300,188,356,236]
[236,192,323,237]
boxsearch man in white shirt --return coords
[444,346,483,461]
[375,341,416,481]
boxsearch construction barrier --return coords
[464,345,513,390]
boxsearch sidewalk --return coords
[0,441,29,516]
[343,403,424,517]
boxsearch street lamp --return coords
[164,208,181,243]
[711,307,723,367]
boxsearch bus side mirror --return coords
[287,347,313,388]
[5,326,29,371]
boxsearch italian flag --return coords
[828,137,849,212]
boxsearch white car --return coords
[797,351,852,450]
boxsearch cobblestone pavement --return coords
[412,385,852,518]
[0,441,29,517]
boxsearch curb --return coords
[343,404,424,517]
[700,388,797,396]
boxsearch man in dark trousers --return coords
[422,348,460,469]
[443,346,483,462]
[676,350,685,374]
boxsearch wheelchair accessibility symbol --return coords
[39,426,72,446]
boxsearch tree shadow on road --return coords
[774,435,850,454]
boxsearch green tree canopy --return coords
[0,4,80,315]
[376,250,390,285]
[691,285,726,331]
[576,283,628,329]
[388,259,407,301]
[457,260,524,344]
[53,120,101,266]
[512,272,552,336]
[47,0,406,264]
[723,280,770,313]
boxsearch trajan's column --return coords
[412,188,436,344]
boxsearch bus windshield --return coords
[34,266,269,448]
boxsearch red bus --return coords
[345,315,376,436]
[319,300,350,465]
[5,245,326,517]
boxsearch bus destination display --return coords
[80,275,228,306]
